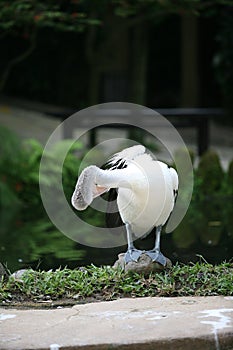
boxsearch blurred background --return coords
[0,0,232,272]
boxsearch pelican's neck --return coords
[95,168,132,189]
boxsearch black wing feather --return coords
[105,189,124,229]
[102,157,127,232]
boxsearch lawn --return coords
[0,262,232,308]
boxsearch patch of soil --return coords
[0,294,115,309]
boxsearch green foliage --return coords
[0,0,229,37]
[0,128,81,220]
[0,262,232,304]
[0,0,101,34]
[113,0,231,18]
[172,150,233,252]
[196,150,224,197]
[0,126,93,269]
[0,127,78,202]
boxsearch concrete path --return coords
[0,103,62,146]
[0,296,233,350]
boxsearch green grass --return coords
[0,262,232,306]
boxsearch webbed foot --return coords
[124,249,143,263]
[145,250,167,266]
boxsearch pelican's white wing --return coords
[116,152,178,237]
[72,144,179,238]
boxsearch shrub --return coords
[196,150,224,197]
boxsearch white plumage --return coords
[72,145,178,265]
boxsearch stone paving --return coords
[0,296,233,350]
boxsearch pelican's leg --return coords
[124,223,143,263]
[145,225,167,266]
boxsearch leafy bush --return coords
[0,127,80,218]
[195,150,224,197]
[172,149,233,255]
[0,127,97,269]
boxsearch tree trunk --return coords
[181,14,199,107]
[128,23,148,142]
[129,24,148,105]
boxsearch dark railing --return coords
[0,96,224,156]
[54,107,223,156]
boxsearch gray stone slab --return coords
[0,296,233,350]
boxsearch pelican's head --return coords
[71,165,98,210]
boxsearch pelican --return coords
[71,145,178,266]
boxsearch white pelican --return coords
[71,145,178,266]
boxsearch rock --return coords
[0,262,9,281]
[10,269,30,282]
[113,252,172,274]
